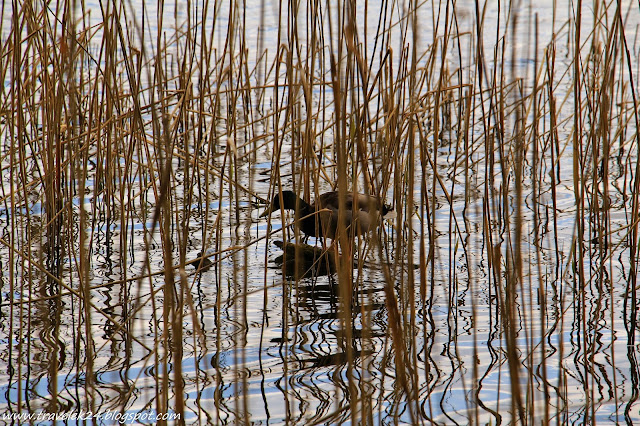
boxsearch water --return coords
[2,0,640,424]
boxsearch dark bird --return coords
[260,190,394,239]
[191,251,213,272]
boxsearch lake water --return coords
[1,0,640,424]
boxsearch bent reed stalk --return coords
[0,0,639,424]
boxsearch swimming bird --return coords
[260,190,394,239]
[191,251,213,272]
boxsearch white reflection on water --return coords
[1,0,640,424]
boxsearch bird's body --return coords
[261,190,393,239]
[192,252,213,272]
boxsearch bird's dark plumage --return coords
[261,190,393,239]
[192,251,213,272]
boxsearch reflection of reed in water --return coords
[3,0,640,422]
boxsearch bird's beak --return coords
[259,206,272,218]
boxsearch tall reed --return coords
[1,0,639,424]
